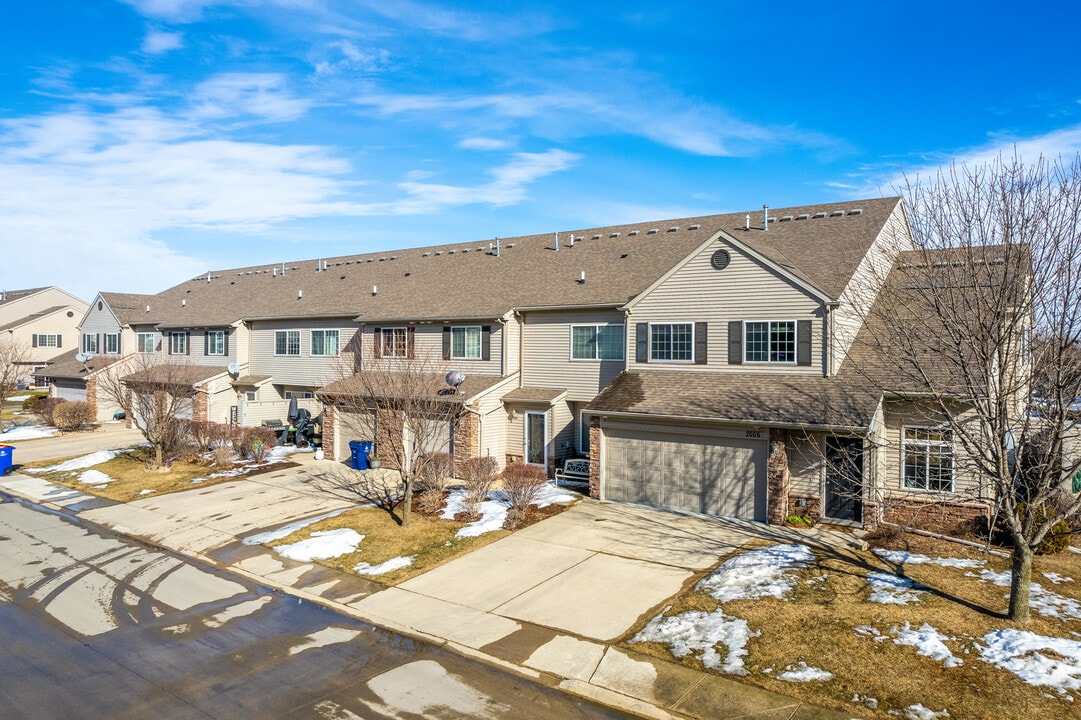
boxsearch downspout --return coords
[515,310,524,388]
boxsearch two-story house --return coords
[0,286,88,386]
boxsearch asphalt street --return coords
[0,500,636,720]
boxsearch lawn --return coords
[20,446,301,501]
[620,531,1081,720]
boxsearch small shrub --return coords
[501,462,548,511]
[212,445,235,466]
[186,420,213,451]
[241,427,279,462]
[32,396,66,425]
[863,523,905,549]
[1037,519,1073,555]
[459,456,499,510]
[786,514,813,527]
[52,401,92,432]
[21,394,44,411]
[415,452,455,494]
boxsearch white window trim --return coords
[103,333,120,355]
[274,329,301,356]
[244,390,257,401]
[524,410,548,468]
[136,332,155,353]
[169,331,188,355]
[207,330,226,356]
[901,425,955,493]
[82,334,98,354]
[450,325,482,360]
[570,324,625,362]
[742,319,798,365]
[379,327,409,358]
[284,390,315,399]
[648,322,695,363]
[36,334,60,347]
[577,409,594,454]
[309,329,340,357]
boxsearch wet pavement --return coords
[0,501,636,720]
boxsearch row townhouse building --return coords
[39,197,1021,529]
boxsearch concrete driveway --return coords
[356,500,860,645]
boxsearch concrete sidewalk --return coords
[0,455,863,720]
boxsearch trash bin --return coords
[348,440,373,471]
[0,445,13,476]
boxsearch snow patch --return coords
[892,622,963,667]
[873,549,984,569]
[273,529,364,562]
[0,425,57,440]
[867,572,927,604]
[26,448,129,473]
[243,508,350,545]
[888,704,949,719]
[1043,572,1073,585]
[968,569,1081,619]
[354,556,414,575]
[632,607,758,675]
[78,469,114,486]
[440,483,577,539]
[978,629,1081,696]
[697,544,814,602]
[778,662,833,682]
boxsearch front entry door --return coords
[525,412,547,466]
[824,437,863,522]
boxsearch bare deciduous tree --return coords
[324,350,460,528]
[97,355,199,468]
[860,153,1081,622]
[0,338,31,408]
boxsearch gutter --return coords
[591,409,870,435]
[350,315,505,324]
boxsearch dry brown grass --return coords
[271,506,510,585]
[621,534,1081,720]
[24,447,296,501]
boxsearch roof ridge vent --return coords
[780,215,793,222]
[434,251,443,256]
[422,252,431,257]
[610,231,621,237]
[796,214,809,220]
[647,228,659,234]
[812,212,827,219]
[629,230,640,236]
[848,208,863,215]
[507,242,516,248]
[592,233,602,239]
[829,210,844,217]
[688,224,700,230]
[667,226,679,232]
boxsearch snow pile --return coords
[873,549,984,569]
[243,508,350,545]
[892,622,963,667]
[978,629,1081,697]
[273,529,364,561]
[0,425,57,440]
[138,489,153,495]
[78,469,114,486]
[7,394,30,402]
[25,448,128,473]
[355,556,414,575]
[867,572,927,605]
[632,607,758,674]
[441,483,578,539]
[888,704,949,719]
[778,662,833,682]
[697,544,815,602]
[968,569,1081,620]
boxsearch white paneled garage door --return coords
[51,380,87,402]
[603,426,768,521]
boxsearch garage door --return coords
[51,380,87,402]
[603,427,767,521]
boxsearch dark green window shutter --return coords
[727,321,743,365]
[373,327,382,359]
[797,320,812,366]
[443,326,451,360]
[481,326,491,361]
[635,323,648,363]
[694,322,707,365]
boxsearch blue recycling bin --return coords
[0,445,12,475]
[348,440,373,471]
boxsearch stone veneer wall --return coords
[588,417,601,499]
[192,386,208,423]
[767,428,790,525]
[787,494,822,523]
[85,375,98,420]
[322,404,337,459]
[882,497,991,529]
[452,407,479,473]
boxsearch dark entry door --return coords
[825,437,863,522]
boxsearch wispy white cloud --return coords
[458,137,512,151]
[190,73,313,122]
[353,0,553,41]
[395,149,579,212]
[141,28,185,54]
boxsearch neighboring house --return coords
[0,287,88,386]
[54,197,1020,529]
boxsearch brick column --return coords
[767,427,790,525]
[588,416,601,499]
[85,375,99,421]
[192,384,209,423]
[453,406,480,471]
[322,404,336,459]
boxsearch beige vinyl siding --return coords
[520,309,626,401]
[357,323,504,377]
[0,288,87,326]
[241,397,321,428]
[628,239,825,375]
[830,202,913,374]
[506,409,525,461]
[788,433,826,496]
[472,376,518,470]
[203,377,240,426]
[503,314,521,375]
[879,400,985,500]
[23,312,78,363]
[249,320,359,387]
[551,399,574,464]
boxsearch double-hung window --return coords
[572,324,624,360]
[744,321,796,363]
[275,330,300,356]
[451,326,481,359]
[137,332,155,353]
[169,332,188,355]
[650,323,693,362]
[35,334,59,347]
[310,330,339,357]
[103,333,120,354]
[82,334,99,354]
[903,427,954,491]
[207,330,226,356]
[379,328,408,358]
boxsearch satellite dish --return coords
[445,369,466,388]
[75,352,91,363]
[227,362,240,376]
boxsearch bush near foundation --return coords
[30,396,66,426]
[52,401,92,432]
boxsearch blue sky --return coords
[3,0,1081,303]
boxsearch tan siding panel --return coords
[520,309,626,401]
